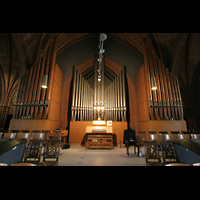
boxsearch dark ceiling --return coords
[1,33,200,104]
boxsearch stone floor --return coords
[58,143,146,166]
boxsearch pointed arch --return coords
[59,57,139,131]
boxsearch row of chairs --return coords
[133,130,200,166]
[136,129,200,143]
[0,129,61,166]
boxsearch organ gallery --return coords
[1,33,200,166]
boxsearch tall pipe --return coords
[94,56,97,120]
[13,74,23,119]
[166,68,175,120]
[18,71,29,119]
[114,77,118,120]
[44,36,57,119]
[153,53,162,120]
[161,63,170,120]
[122,66,126,121]
[39,44,51,119]
[143,42,153,120]
[74,70,79,121]
[170,73,178,120]
[77,74,82,121]
[33,51,47,119]
[14,74,25,118]
[30,56,42,119]
[80,76,83,121]
[149,50,158,120]
[176,77,184,120]
[158,59,167,120]
[173,75,181,120]
[71,65,76,121]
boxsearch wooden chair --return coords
[3,132,16,138]
[144,140,163,166]
[178,134,190,140]
[170,131,180,142]
[191,134,200,139]
[24,132,45,164]
[181,130,191,139]
[9,129,20,133]
[16,132,31,146]
[158,130,171,141]
[42,133,61,166]
[159,140,177,164]
[134,130,146,156]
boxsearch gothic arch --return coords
[59,57,139,130]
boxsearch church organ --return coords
[71,56,127,122]
[13,36,57,120]
[143,42,183,121]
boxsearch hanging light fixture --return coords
[97,33,107,81]
[42,75,48,88]
[151,77,157,90]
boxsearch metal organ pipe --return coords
[122,66,126,121]
[173,75,181,120]
[34,51,46,119]
[39,44,51,119]
[176,77,183,120]
[166,68,175,120]
[30,56,42,119]
[153,54,163,120]
[71,66,77,121]
[143,43,153,120]
[44,36,57,119]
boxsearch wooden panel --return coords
[9,119,59,130]
[135,65,145,90]
[69,121,127,144]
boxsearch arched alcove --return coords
[59,57,139,131]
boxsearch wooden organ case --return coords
[85,120,113,149]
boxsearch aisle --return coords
[58,143,146,166]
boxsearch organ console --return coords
[85,120,113,149]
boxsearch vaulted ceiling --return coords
[1,33,200,107]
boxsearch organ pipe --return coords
[166,68,175,120]
[176,77,184,120]
[39,44,51,119]
[143,41,184,121]
[44,36,57,119]
[143,42,153,120]
[30,56,42,119]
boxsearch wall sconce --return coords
[42,75,48,88]
[151,77,157,90]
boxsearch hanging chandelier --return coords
[97,33,107,81]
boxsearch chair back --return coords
[144,140,161,166]
[160,140,177,164]
[3,133,16,138]
[16,132,31,146]
[136,130,146,141]
[191,134,200,139]
[31,133,45,140]
[178,134,190,140]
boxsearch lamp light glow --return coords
[42,75,48,88]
